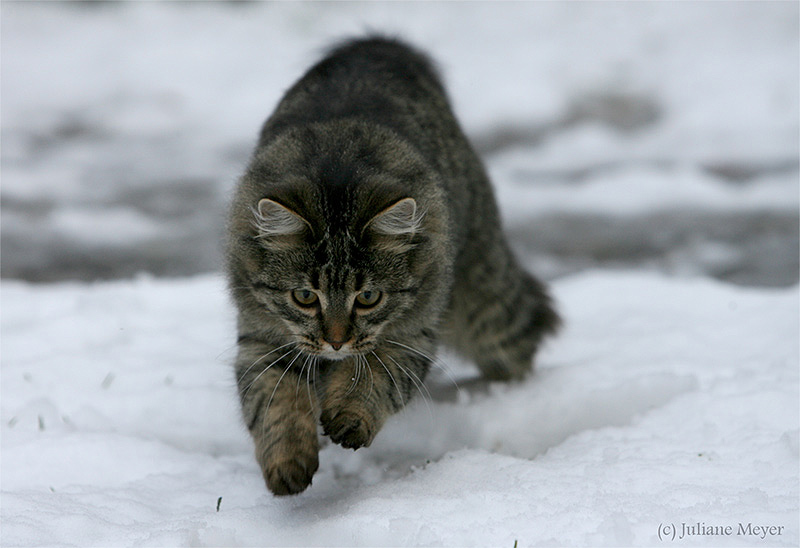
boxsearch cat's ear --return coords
[365,197,423,252]
[253,198,309,244]
[367,198,422,236]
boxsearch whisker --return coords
[364,354,375,399]
[371,350,404,407]
[240,345,298,401]
[260,350,302,438]
[345,357,361,395]
[387,353,432,417]
[311,356,320,400]
[264,350,302,418]
[215,341,240,363]
[295,353,312,405]
[305,355,316,416]
[237,340,297,384]
[386,339,461,393]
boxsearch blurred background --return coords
[2,1,797,287]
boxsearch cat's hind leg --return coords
[444,248,560,381]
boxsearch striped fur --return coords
[226,37,559,496]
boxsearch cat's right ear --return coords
[252,198,309,246]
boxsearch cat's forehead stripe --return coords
[319,261,355,292]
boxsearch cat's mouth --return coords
[297,337,376,361]
[319,349,353,361]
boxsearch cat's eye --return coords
[355,290,382,308]
[292,289,318,307]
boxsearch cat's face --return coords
[246,193,426,360]
[228,123,452,359]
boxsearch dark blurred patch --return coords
[0,180,227,282]
[3,180,797,287]
[503,159,800,186]
[1,87,796,287]
[473,92,662,155]
[508,210,799,287]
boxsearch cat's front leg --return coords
[235,342,319,495]
[320,347,429,450]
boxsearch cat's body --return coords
[226,37,559,496]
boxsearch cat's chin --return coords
[295,341,361,361]
[312,346,379,361]
[317,349,358,361]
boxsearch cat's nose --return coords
[323,318,350,351]
[324,338,347,351]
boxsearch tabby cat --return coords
[226,37,560,496]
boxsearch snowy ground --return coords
[2,273,797,546]
[1,2,798,547]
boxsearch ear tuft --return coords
[253,198,308,238]
[368,198,423,236]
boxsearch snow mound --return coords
[2,272,797,546]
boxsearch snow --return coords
[2,1,797,201]
[2,1,797,283]
[1,1,798,546]
[2,273,797,546]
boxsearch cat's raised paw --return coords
[320,409,375,450]
[264,455,319,496]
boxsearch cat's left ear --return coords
[365,197,423,252]
[367,198,422,237]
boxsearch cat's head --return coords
[228,123,451,360]
[249,194,425,360]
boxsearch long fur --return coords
[225,36,560,496]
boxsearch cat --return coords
[225,36,560,496]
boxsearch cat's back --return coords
[259,37,452,147]
[248,36,496,263]
[305,37,443,92]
